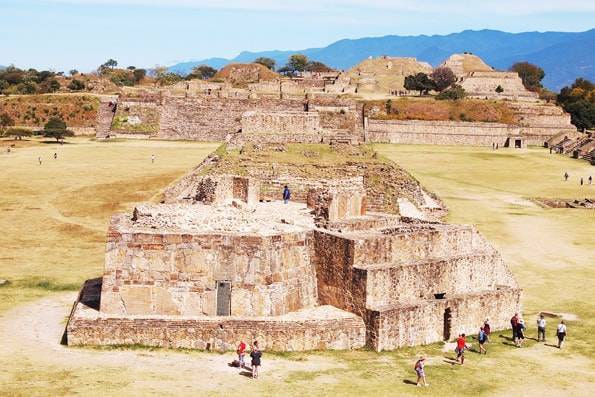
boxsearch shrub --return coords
[68,79,85,91]
[436,85,466,101]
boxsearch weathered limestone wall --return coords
[241,111,322,134]
[100,218,317,317]
[68,280,365,351]
[307,187,367,223]
[509,102,577,145]
[367,288,521,350]
[364,252,516,308]
[351,225,487,267]
[461,72,539,101]
[192,176,260,207]
[366,119,521,146]
[158,96,305,141]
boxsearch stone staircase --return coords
[95,96,118,139]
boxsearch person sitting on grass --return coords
[455,334,469,365]
[414,356,429,387]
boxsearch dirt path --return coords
[0,294,344,396]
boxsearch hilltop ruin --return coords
[66,144,521,351]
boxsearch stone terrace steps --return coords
[95,96,118,139]
[352,250,501,271]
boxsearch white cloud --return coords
[39,0,595,15]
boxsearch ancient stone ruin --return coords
[66,145,521,351]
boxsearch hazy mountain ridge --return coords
[168,29,595,91]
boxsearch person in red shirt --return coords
[236,340,247,369]
[456,334,468,365]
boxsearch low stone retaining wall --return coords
[366,287,522,350]
[67,279,366,351]
[366,119,520,146]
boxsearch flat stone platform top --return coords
[120,201,315,236]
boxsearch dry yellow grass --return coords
[0,141,594,396]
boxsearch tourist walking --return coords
[589,176,592,185]
[283,185,291,204]
[564,172,569,181]
[537,314,546,342]
[580,177,584,186]
[557,320,567,349]
[54,152,57,160]
[38,156,42,165]
[236,340,247,369]
[511,313,519,342]
[250,341,262,379]
[516,319,526,347]
[455,334,468,365]
[478,327,488,354]
[151,154,156,164]
[414,356,429,387]
[483,318,491,342]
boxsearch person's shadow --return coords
[239,370,253,378]
[403,380,417,385]
[544,343,559,348]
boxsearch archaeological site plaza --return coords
[65,52,586,352]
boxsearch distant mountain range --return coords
[168,29,595,92]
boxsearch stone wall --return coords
[460,72,539,101]
[68,280,365,351]
[307,186,367,223]
[367,288,521,350]
[241,111,321,134]
[100,218,317,317]
[158,96,305,141]
[366,119,521,146]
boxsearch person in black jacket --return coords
[283,186,291,204]
[250,341,262,379]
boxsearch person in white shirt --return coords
[537,314,546,342]
[557,320,567,349]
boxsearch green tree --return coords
[133,68,147,83]
[68,79,85,91]
[557,78,595,131]
[43,117,72,142]
[510,62,545,92]
[40,79,61,93]
[286,54,309,73]
[435,84,466,100]
[17,80,37,94]
[254,57,276,71]
[4,127,32,140]
[69,69,79,76]
[305,61,333,72]
[189,65,217,80]
[103,59,118,69]
[0,112,15,134]
[495,85,504,93]
[404,73,435,95]
[430,67,456,92]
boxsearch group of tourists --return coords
[235,340,262,379]
[511,312,567,348]
[413,313,569,387]
[564,172,592,185]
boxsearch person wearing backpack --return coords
[478,327,488,354]
[414,356,429,387]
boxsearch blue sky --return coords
[2,0,595,71]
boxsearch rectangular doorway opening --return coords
[443,307,452,341]
[515,139,522,148]
[216,280,231,316]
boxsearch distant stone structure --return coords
[66,145,521,352]
[441,54,539,101]
[95,53,578,146]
